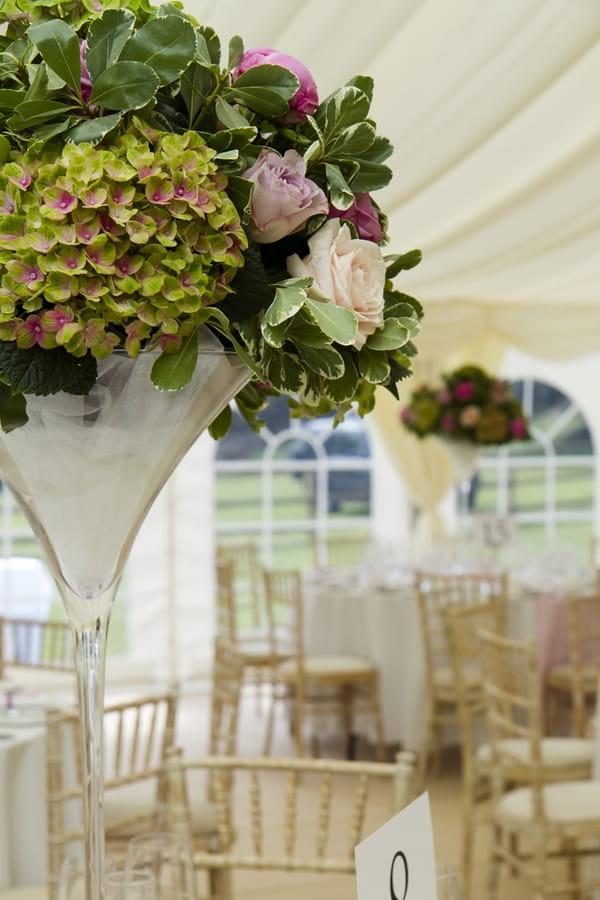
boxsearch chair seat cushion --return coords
[0,886,47,900]
[276,654,376,681]
[104,787,218,837]
[546,663,599,691]
[497,780,600,828]
[477,737,595,770]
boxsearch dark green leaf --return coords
[0,89,23,110]
[221,245,272,321]
[0,343,97,396]
[9,99,74,129]
[215,96,250,129]
[385,249,423,278]
[0,134,10,164]
[86,9,135,81]
[151,331,198,390]
[120,16,196,85]
[0,383,27,432]
[180,61,217,124]
[89,61,159,111]
[28,20,81,93]
[347,161,392,193]
[384,289,424,320]
[208,403,233,440]
[67,112,123,144]
[224,64,298,118]
[316,85,370,135]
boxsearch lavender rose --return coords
[286,219,385,349]
[242,149,328,244]
[328,192,383,243]
[233,47,319,123]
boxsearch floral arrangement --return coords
[399,364,530,445]
[0,0,423,434]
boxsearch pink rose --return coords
[233,47,318,124]
[328,193,383,243]
[455,380,474,401]
[510,418,527,439]
[286,219,385,349]
[459,405,481,428]
[242,149,328,244]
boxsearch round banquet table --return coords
[0,720,47,889]
[302,573,542,752]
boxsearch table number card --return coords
[355,792,438,900]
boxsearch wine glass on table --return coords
[124,832,196,900]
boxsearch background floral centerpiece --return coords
[0,0,423,434]
[399,364,529,446]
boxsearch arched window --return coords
[472,378,595,558]
[214,396,373,566]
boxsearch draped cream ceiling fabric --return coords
[191,0,600,547]
[193,0,600,364]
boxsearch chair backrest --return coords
[1,615,74,672]
[478,628,545,803]
[261,567,303,667]
[45,706,84,900]
[215,554,237,645]
[563,591,600,670]
[216,539,263,631]
[102,691,179,838]
[44,692,179,894]
[208,639,244,757]
[442,600,505,752]
[415,569,507,686]
[164,749,417,878]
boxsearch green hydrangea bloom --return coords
[0,127,247,360]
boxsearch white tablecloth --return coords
[0,722,47,889]
[303,575,536,751]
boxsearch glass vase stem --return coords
[67,586,116,900]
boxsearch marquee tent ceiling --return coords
[191,0,600,363]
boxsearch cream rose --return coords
[286,220,385,348]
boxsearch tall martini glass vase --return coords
[441,438,481,536]
[0,327,250,900]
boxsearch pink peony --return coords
[454,380,474,401]
[287,219,385,349]
[328,193,383,243]
[510,418,527,439]
[233,47,318,124]
[242,149,328,244]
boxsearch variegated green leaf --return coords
[295,342,345,379]
[86,9,135,81]
[265,283,307,327]
[365,318,411,351]
[358,347,390,383]
[303,298,357,346]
